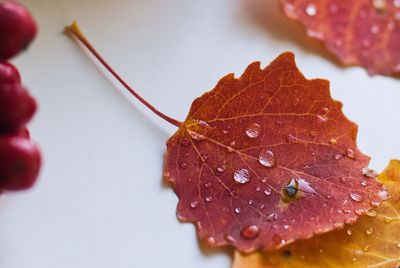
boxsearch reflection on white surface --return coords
[0,0,399,267]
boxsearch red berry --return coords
[0,83,37,131]
[0,136,41,190]
[0,61,21,84]
[0,1,37,60]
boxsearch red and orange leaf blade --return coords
[233,160,400,268]
[280,0,400,76]
[164,52,386,252]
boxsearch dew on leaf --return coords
[377,190,388,200]
[206,236,216,246]
[233,168,251,184]
[204,182,212,188]
[234,207,241,214]
[329,138,337,145]
[245,123,261,138]
[347,229,353,235]
[384,217,393,224]
[256,186,261,192]
[362,167,379,178]
[366,209,377,217]
[370,201,380,207]
[266,212,278,221]
[205,196,213,202]
[187,130,205,141]
[258,149,276,168]
[346,148,356,159]
[360,180,367,187]
[363,245,370,252]
[241,225,260,239]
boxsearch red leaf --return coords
[164,52,387,252]
[280,0,400,76]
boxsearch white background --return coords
[1,0,399,267]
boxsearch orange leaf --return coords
[280,0,400,76]
[163,52,386,252]
[233,160,400,267]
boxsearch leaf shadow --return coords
[240,0,342,67]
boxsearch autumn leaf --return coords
[163,52,387,252]
[233,160,400,268]
[280,0,400,76]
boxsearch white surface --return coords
[0,0,399,267]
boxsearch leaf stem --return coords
[65,21,182,128]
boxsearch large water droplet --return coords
[350,193,363,202]
[206,236,216,246]
[233,168,251,184]
[377,190,388,200]
[245,123,261,138]
[241,225,260,239]
[305,3,317,16]
[266,212,278,221]
[259,149,276,168]
[285,178,298,197]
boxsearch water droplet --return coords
[377,190,388,200]
[234,207,241,214]
[204,182,212,188]
[366,210,377,217]
[259,149,276,168]
[346,149,356,159]
[363,245,370,252]
[267,212,278,221]
[180,162,188,169]
[370,24,380,35]
[360,180,367,187]
[241,225,260,239]
[329,138,337,145]
[283,224,290,230]
[205,196,213,202]
[259,204,265,210]
[355,209,364,216]
[340,177,347,183]
[226,141,236,153]
[334,154,343,160]
[396,242,400,248]
[225,235,236,243]
[395,12,400,21]
[362,168,378,178]
[350,193,363,202]
[347,229,353,235]
[365,227,374,235]
[327,194,332,199]
[190,200,199,209]
[245,123,261,138]
[381,218,392,226]
[248,199,254,205]
[222,129,229,134]
[233,168,251,184]
[261,177,267,183]
[264,188,272,196]
[256,186,261,192]
[292,98,300,106]
[200,155,208,162]
[216,164,226,173]
[317,115,328,123]
[343,209,352,214]
[284,178,298,197]
[370,201,380,207]
[305,3,317,16]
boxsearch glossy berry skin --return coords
[0,61,21,84]
[0,83,37,132]
[0,1,37,60]
[0,136,41,190]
